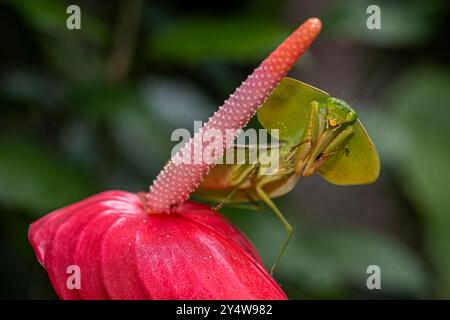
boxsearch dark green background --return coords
[0,0,449,299]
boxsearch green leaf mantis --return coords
[195,77,380,274]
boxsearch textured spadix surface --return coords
[147,18,322,212]
[29,191,287,300]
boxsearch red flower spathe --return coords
[29,190,287,300]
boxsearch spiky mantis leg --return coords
[294,101,324,175]
[303,125,354,175]
[255,181,293,275]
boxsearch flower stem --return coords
[147,18,322,213]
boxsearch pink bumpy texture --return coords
[29,191,287,300]
[147,18,322,212]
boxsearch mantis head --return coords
[325,97,358,128]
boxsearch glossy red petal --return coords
[175,201,263,265]
[29,191,286,300]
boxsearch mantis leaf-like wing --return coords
[318,120,380,185]
[257,77,329,146]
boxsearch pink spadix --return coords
[147,18,322,213]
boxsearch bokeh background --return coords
[0,0,449,299]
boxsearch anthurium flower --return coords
[28,18,322,299]
[29,191,286,299]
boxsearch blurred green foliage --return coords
[0,140,95,213]
[369,66,450,296]
[0,0,449,299]
[149,16,288,63]
[324,0,441,47]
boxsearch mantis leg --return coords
[255,184,293,275]
[226,203,260,211]
[294,101,324,175]
[221,189,262,211]
[213,165,259,211]
[304,125,354,174]
[242,190,262,211]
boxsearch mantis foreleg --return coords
[303,125,354,175]
[295,101,324,175]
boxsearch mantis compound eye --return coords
[346,112,358,123]
[329,119,338,127]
